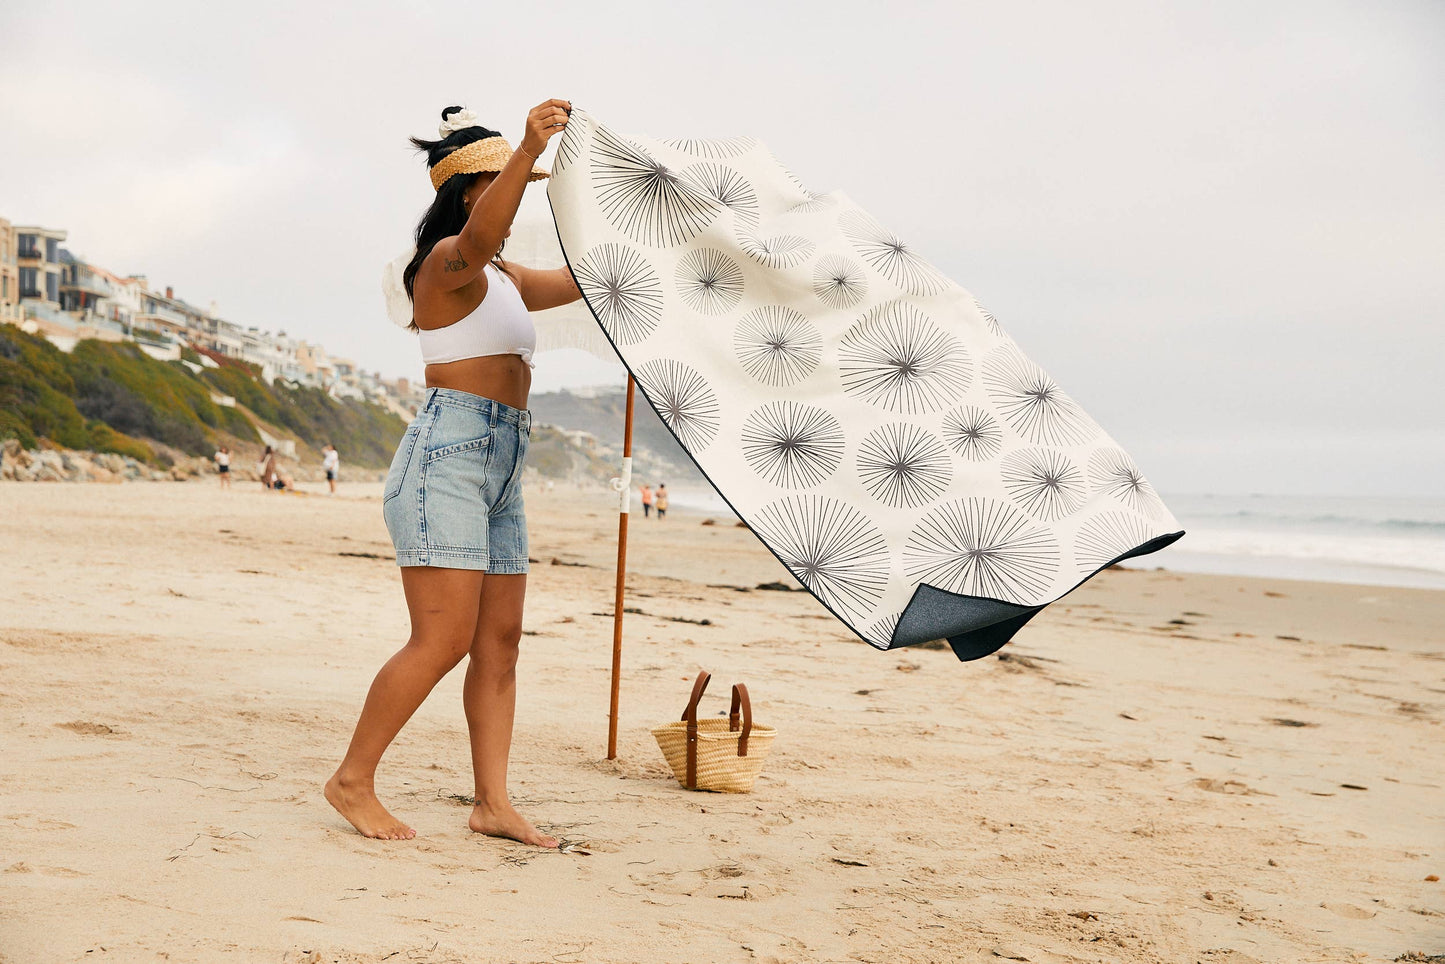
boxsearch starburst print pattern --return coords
[903,498,1060,602]
[591,126,720,247]
[662,136,759,159]
[1074,511,1161,571]
[940,406,1004,462]
[981,345,1099,447]
[855,423,953,509]
[675,248,745,315]
[741,401,844,489]
[839,209,947,296]
[811,255,868,310]
[571,243,663,346]
[737,231,815,269]
[789,190,835,214]
[973,297,1004,338]
[863,611,902,651]
[838,300,970,414]
[682,162,759,230]
[733,306,822,387]
[1087,448,1166,519]
[750,495,890,621]
[1000,448,1087,521]
[636,358,720,451]
[550,108,592,176]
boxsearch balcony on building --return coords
[21,300,74,325]
[59,255,115,300]
[15,227,67,264]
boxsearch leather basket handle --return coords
[682,670,710,789]
[729,683,753,757]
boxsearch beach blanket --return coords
[545,109,1184,660]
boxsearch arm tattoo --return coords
[443,250,469,273]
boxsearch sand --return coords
[1,481,1441,963]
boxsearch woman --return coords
[321,443,339,495]
[259,445,293,492]
[259,445,278,491]
[326,100,581,845]
[214,446,230,489]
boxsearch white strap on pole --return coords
[610,457,633,514]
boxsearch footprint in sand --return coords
[1190,778,1267,795]
[631,862,778,900]
[571,839,619,853]
[54,720,124,736]
[1321,901,1376,919]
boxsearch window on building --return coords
[19,235,38,259]
[46,272,59,303]
[19,267,38,298]
[45,239,59,263]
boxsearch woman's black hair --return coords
[402,106,510,330]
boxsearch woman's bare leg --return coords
[326,566,485,839]
[462,573,559,847]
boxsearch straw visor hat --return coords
[429,135,549,191]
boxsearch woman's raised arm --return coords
[419,99,569,294]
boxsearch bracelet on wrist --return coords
[517,143,540,161]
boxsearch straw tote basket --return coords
[651,671,776,793]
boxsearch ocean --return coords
[665,488,1445,592]
[1128,492,1445,591]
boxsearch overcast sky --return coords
[2,1,1441,497]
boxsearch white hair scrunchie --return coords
[438,108,482,138]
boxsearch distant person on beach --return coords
[258,446,277,491]
[258,446,294,492]
[322,444,340,495]
[328,100,582,846]
[655,483,668,519]
[639,483,653,517]
[214,446,231,490]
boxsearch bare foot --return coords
[468,800,559,848]
[324,772,415,840]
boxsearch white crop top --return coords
[417,263,537,368]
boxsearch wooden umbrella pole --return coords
[607,374,636,760]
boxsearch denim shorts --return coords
[382,387,532,573]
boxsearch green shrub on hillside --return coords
[200,356,284,425]
[0,327,162,458]
[84,421,155,462]
[67,340,255,454]
[197,353,406,465]
[0,326,91,450]
[0,327,406,467]
[272,385,408,466]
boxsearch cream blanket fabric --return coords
[546,110,1183,660]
